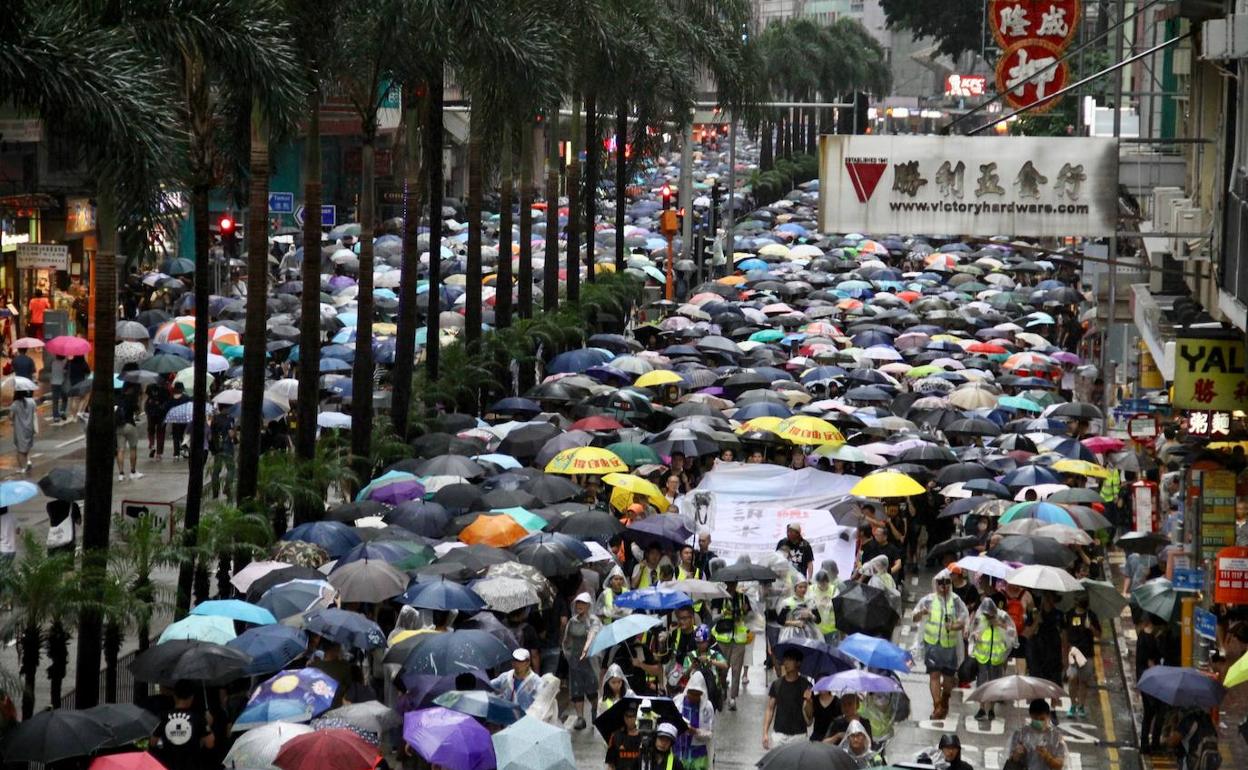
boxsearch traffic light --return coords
[660,183,672,210]
[218,213,236,258]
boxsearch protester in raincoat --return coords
[598,566,631,624]
[777,576,821,644]
[673,670,715,770]
[840,719,884,769]
[811,565,840,643]
[561,592,601,729]
[966,597,1016,722]
[859,554,901,614]
[600,663,635,713]
[912,569,969,720]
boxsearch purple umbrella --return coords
[1051,351,1081,364]
[403,707,495,770]
[812,669,903,694]
[328,275,356,290]
[365,478,426,505]
[396,671,489,712]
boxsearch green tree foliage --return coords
[879,0,984,61]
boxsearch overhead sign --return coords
[819,135,1118,237]
[1173,336,1248,411]
[989,0,1081,49]
[0,118,43,143]
[1214,546,1248,605]
[1126,415,1158,440]
[988,0,1081,113]
[294,204,337,228]
[945,74,988,98]
[1186,410,1232,438]
[268,192,294,214]
[16,243,69,270]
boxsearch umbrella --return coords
[403,707,496,770]
[1116,531,1170,555]
[400,629,513,675]
[1224,651,1248,688]
[281,520,363,559]
[39,466,86,501]
[664,578,730,600]
[711,561,778,583]
[89,752,166,770]
[321,701,402,738]
[772,637,853,679]
[836,632,914,672]
[82,703,160,749]
[593,696,688,742]
[227,625,310,675]
[302,607,386,651]
[966,674,1066,702]
[551,510,625,542]
[434,689,525,725]
[1139,666,1225,707]
[231,561,297,593]
[45,335,91,356]
[327,558,408,603]
[191,598,277,626]
[0,709,115,764]
[1132,578,1179,620]
[1069,579,1129,621]
[832,582,900,637]
[273,728,380,770]
[544,446,628,475]
[158,615,237,644]
[988,535,1074,568]
[614,586,693,612]
[130,640,252,684]
[0,479,38,506]
[588,614,664,656]
[258,578,337,619]
[234,668,340,730]
[402,578,488,611]
[223,722,314,769]
[492,714,577,770]
[813,669,903,694]
[511,538,584,576]
[850,471,925,498]
[953,555,1015,580]
[1006,564,1082,592]
[471,576,544,613]
[757,740,856,770]
[622,515,694,549]
[460,514,529,547]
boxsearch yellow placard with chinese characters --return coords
[1173,336,1248,411]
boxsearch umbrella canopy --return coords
[234,668,339,730]
[224,722,314,769]
[273,728,380,770]
[403,707,495,770]
[302,608,386,651]
[434,689,525,725]
[399,629,513,676]
[89,752,166,770]
[588,614,664,656]
[757,740,856,770]
[131,639,252,685]
[850,471,925,498]
[1138,666,1225,707]
[832,582,900,637]
[836,632,914,672]
[327,558,409,603]
[39,466,86,501]
[191,598,277,626]
[812,669,903,694]
[966,674,1066,702]
[227,625,310,675]
[402,578,487,611]
[0,710,115,764]
[492,714,577,770]
[82,704,160,749]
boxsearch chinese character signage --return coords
[989,0,1081,113]
[1186,410,1232,438]
[1214,546,1248,605]
[1173,336,1248,411]
[819,135,1117,237]
[15,243,69,270]
[945,74,988,98]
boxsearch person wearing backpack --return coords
[208,402,236,500]
[1162,708,1222,770]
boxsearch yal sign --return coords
[819,135,1118,238]
[1173,336,1248,411]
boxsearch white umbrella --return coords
[230,560,294,593]
[1006,564,1082,593]
[267,378,301,402]
[662,579,729,600]
[213,390,244,406]
[223,721,313,767]
[6,376,36,392]
[471,576,542,613]
[1033,524,1094,546]
[966,674,1066,703]
[316,412,351,429]
[954,555,1014,580]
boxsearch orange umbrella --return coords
[459,515,528,547]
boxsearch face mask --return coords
[1031,719,1047,730]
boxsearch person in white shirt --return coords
[490,648,542,711]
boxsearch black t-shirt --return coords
[860,540,902,572]
[952,580,980,612]
[1063,609,1100,658]
[808,694,843,741]
[776,537,814,575]
[767,675,811,736]
[1135,629,1162,682]
[606,729,644,770]
[154,706,209,770]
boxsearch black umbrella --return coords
[988,535,1075,568]
[497,423,562,462]
[1049,402,1103,420]
[993,434,1038,453]
[758,741,856,770]
[832,582,900,637]
[510,539,584,577]
[523,474,583,505]
[0,709,114,763]
[947,417,1003,437]
[244,565,326,602]
[433,483,486,512]
[436,544,513,572]
[386,501,452,538]
[456,611,520,649]
[416,455,488,479]
[928,535,979,562]
[325,500,389,524]
[934,462,995,485]
[551,510,626,542]
[771,637,854,679]
[938,495,997,519]
[38,467,86,501]
[435,412,481,433]
[399,629,513,675]
[1116,531,1171,556]
[482,488,544,511]
[593,696,689,741]
[411,432,487,459]
[896,444,958,467]
[130,640,252,685]
[83,703,160,748]
[711,561,778,583]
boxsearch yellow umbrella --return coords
[545,446,628,475]
[604,473,670,511]
[775,416,845,446]
[634,370,685,389]
[736,416,784,434]
[718,275,746,286]
[1226,651,1248,688]
[1052,459,1111,479]
[851,471,926,498]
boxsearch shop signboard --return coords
[819,135,1117,237]
[1186,410,1232,438]
[1215,546,1248,605]
[987,0,1081,113]
[1173,335,1248,411]
[945,74,988,97]
[1127,414,1158,441]
[1173,567,1204,592]
[15,243,68,270]
[1201,470,1237,562]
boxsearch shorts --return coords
[117,423,138,449]
[1011,637,1029,660]
[924,644,959,675]
[1067,659,1094,685]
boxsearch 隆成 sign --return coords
[818,135,1118,237]
[1173,336,1248,411]
[16,243,69,270]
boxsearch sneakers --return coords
[1067,706,1079,718]
[1077,705,1089,719]
[727,699,736,711]
[974,709,987,721]
[129,472,144,480]
[118,473,126,481]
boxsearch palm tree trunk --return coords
[19,624,38,718]
[542,109,559,313]
[237,101,270,503]
[74,189,117,708]
[46,619,69,708]
[425,66,445,379]
[464,109,483,353]
[805,108,816,154]
[761,120,773,170]
[392,88,424,440]
[103,620,122,703]
[178,180,212,616]
[350,136,376,482]
[565,92,582,304]
[294,89,322,524]
[517,121,534,320]
[615,101,627,273]
[583,90,598,283]
[496,125,514,329]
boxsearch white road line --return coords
[55,435,85,449]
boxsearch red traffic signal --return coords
[218,214,235,236]
[660,184,672,208]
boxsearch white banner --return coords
[16,243,68,270]
[818,135,1118,237]
[680,464,860,579]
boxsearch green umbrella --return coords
[1132,578,1178,620]
[749,329,785,343]
[1058,579,1129,620]
[491,506,547,533]
[605,442,661,468]
[906,364,945,379]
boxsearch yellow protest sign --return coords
[1173,336,1248,411]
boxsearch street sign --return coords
[16,243,69,270]
[268,192,294,214]
[1173,567,1205,592]
[293,204,337,228]
[1195,607,1218,640]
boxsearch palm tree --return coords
[543,106,560,314]
[1,532,75,718]
[193,503,274,603]
[389,83,426,440]
[106,511,180,702]
[517,119,536,321]
[495,127,515,328]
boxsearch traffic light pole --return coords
[659,185,678,301]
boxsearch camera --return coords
[637,698,657,736]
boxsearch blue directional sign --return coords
[1195,607,1217,640]
[1173,567,1205,592]
[320,205,336,227]
[268,192,294,214]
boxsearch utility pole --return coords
[725,114,737,268]
[1101,0,1126,424]
[678,121,694,263]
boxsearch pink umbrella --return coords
[1082,436,1125,454]
[11,337,43,350]
[45,336,91,356]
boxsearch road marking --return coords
[986,748,1084,770]
[56,435,85,449]
[1094,632,1120,770]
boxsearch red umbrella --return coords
[1082,436,1125,454]
[274,728,380,770]
[44,335,92,356]
[89,753,167,770]
[568,415,624,432]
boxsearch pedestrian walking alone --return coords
[968,597,1016,721]
[10,388,36,474]
[114,382,143,480]
[48,355,67,423]
[208,402,236,499]
[913,569,969,720]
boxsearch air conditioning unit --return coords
[1171,205,1210,260]
[1164,196,1193,236]
[1151,187,1185,230]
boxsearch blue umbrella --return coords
[257,579,336,620]
[492,714,576,770]
[164,402,195,424]
[587,614,663,657]
[234,668,339,730]
[491,397,541,416]
[158,615,236,644]
[433,689,524,726]
[813,669,903,694]
[963,478,1011,498]
[303,608,386,651]
[836,633,914,672]
[0,480,38,507]
[399,629,512,676]
[227,625,310,674]
[320,357,352,372]
[401,579,488,611]
[336,540,432,568]
[472,453,522,470]
[386,501,451,538]
[191,599,277,626]
[614,587,692,612]
[1000,465,1061,489]
[321,344,355,361]
[732,401,792,420]
[282,521,362,559]
[547,348,613,374]
[1138,666,1225,707]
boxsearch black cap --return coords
[939,734,961,749]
